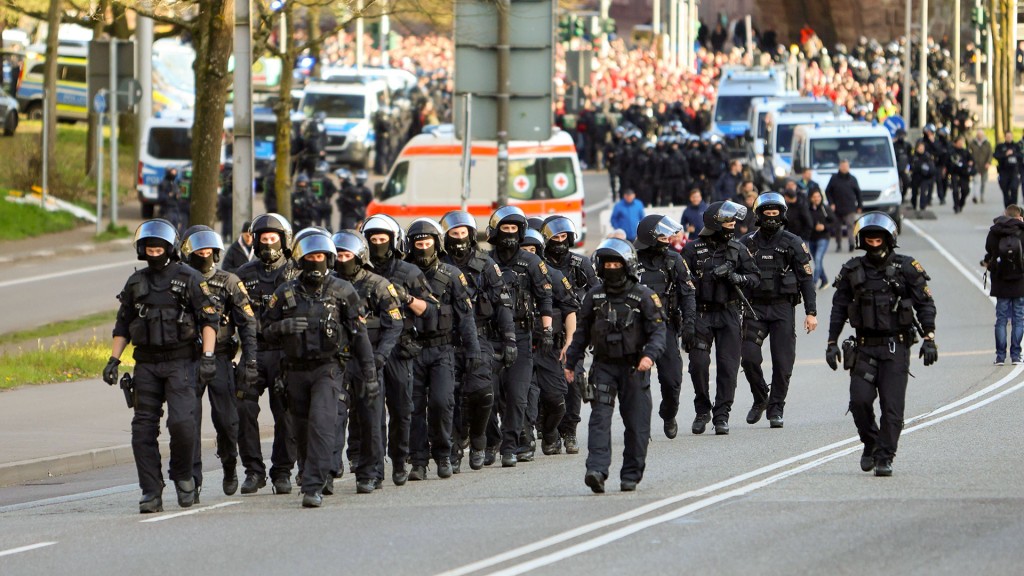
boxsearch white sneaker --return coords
[1013,358,1023,365]
[994,359,1006,366]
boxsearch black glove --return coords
[680,326,696,349]
[539,328,555,355]
[199,354,217,384]
[374,354,388,371]
[103,356,120,386]
[278,317,309,335]
[919,339,938,366]
[712,263,733,279]
[466,354,484,373]
[362,377,380,402]
[502,340,518,368]
[825,342,842,371]
[392,283,411,305]
[728,272,746,287]
[243,359,259,388]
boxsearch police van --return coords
[299,78,391,170]
[368,125,587,245]
[758,100,849,187]
[16,54,88,122]
[137,113,228,218]
[789,122,902,224]
[746,95,801,177]
[711,66,787,160]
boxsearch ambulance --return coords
[368,125,587,245]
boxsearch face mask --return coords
[652,240,669,253]
[188,253,215,274]
[497,230,520,251]
[545,239,570,260]
[335,258,360,279]
[716,227,735,241]
[602,267,628,292]
[445,236,472,261]
[864,242,889,264]
[369,242,392,265]
[301,259,330,287]
[759,215,784,233]
[146,253,171,272]
[411,245,437,269]
[258,240,283,264]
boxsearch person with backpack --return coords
[983,204,1024,365]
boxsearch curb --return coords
[0,238,133,265]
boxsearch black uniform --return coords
[829,253,936,466]
[738,228,816,423]
[566,281,667,487]
[681,235,760,428]
[948,145,974,213]
[339,185,373,230]
[263,276,377,497]
[910,149,936,211]
[994,141,1021,208]
[113,263,219,498]
[311,177,338,228]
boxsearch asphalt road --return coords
[2,180,1023,574]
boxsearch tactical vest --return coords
[745,233,800,301]
[589,284,646,362]
[500,255,536,327]
[378,259,424,356]
[127,267,197,349]
[276,281,350,361]
[353,273,385,346]
[563,253,593,301]
[415,264,456,342]
[691,240,738,306]
[462,254,497,326]
[205,270,237,346]
[844,258,915,334]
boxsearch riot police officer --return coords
[681,201,760,435]
[179,226,259,498]
[827,213,938,476]
[440,210,516,470]
[994,131,1021,208]
[360,214,437,485]
[332,231,404,493]
[104,219,219,513]
[540,215,599,455]
[292,174,317,230]
[564,238,667,493]
[339,170,373,230]
[234,213,300,495]
[263,233,378,507]
[486,206,554,467]
[633,214,697,439]
[311,161,338,228]
[738,193,817,429]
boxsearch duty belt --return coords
[752,296,793,305]
[134,344,194,364]
[594,354,638,366]
[857,334,906,347]
[417,334,452,348]
[285,357,336,371]
[697,301,738,312]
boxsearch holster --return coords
[119,372,135,409]
[580,367,596,404]
[842,337,857,371]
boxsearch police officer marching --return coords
[564,238,667,493]
[826,212,938,477]
[681,201,761,435]
[738,193,817,429]
[179,226,259,499]
[104,219,220,513]
[633,214,697,439]
[262,231,378,507]
[439,210,516,471]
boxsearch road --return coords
[2,179,1024,574]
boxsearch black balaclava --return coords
[544,237,571,262]
[863,234,891,265]
[257,232,284,265]
[301,258,330,288]
[715,226,735,243]
[495,225,520,261]
[410,239,438,270]
[602,262,629,294]
[758,212,785,235]
[335,257,361,280]
[145,240,172,272]
[444,232,472,263]
[368,238,393,268]
[188,252,216,275]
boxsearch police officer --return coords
[681,201,760,435]
[486,206,554,467]
[738,193,817,429]
[263,233,378,507]
[564,238,667,493]
[331,231,404,493]
[440,211,516,470]
[292,174,316,230]
[311,161,338,228]
[373,108,393,175]
[179,226,259,498]
[827,212,938,476]
[994,131,1021,208]
[235,213,300,495]
[405,218,481,480]
[633,214,697,439]
[520,226,577,459]
[104,219,220,513]
[361,214,437,485]
[540,216,599,455]
[339,170,373,230]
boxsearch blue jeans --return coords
[994,297,1024,361]
[809,238,829,286]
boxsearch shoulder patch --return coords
[493,264,502,277]
[268,294,279,309]
[801,242,810,255]
[803,262,813,276]
[923,285,933,298]
[561,276,572,291]
[243,303,255,317]
[199,281,212,296]
[543,283,552,290]
[387,284,399,298]
[458,273,468,287]
[651,294,663,308]
[237,281,248,296]
[911,259,925,274]
[388,308,403,321]
[203,306,216,315]
[538,261,549,275]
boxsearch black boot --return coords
[469,449,486,470]
[271,476,292,495]
[692,413,711,434]
[860,444,875,472]
[562,433,580,455]
[436,457,453,479]
[222,464,239,496]
[584,470,605,494]
[240,473,266,495]
[139,491,163,514]
[174,479,196,508]
[664,418,678,439]
[302,491,323,508]
[874,459,893,477]
[746,403,767,424]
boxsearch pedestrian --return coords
[910,140,936,211]
[713,160,743,203]
[968,129,992,204]
[221,220,254,273]
[738,193,817,428]
[824,159,863,252]
[826,212,938,477]
[262,232,378,507]
[807,189,836,289]
[948,136,974,214]
[680,187,708,239]
[796,167,821,197]
[103,219,220,513]
[564,238,667,493]
[681,201,761,435]
[782,182,813,241]
[610,189,645,241]
[993,131,1021,208]
[982,205,1024,365]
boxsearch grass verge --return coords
[95,223,132,242]
[0,310,118,347]
[0,196,80,241]
[0,338,134,389]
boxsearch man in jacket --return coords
[610,189,646,242]
[983,205,1024,365]
[969,129,993,204]
[824,159,863,252]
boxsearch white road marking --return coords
[0,541,57,558]
[139,501,241,523]
[0,260,136,289]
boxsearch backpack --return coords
[995,233,1024,280]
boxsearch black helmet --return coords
[754,192,788,231]
[634,214,684,250]
[527,217,545,232]
[522,228,545,250]
[355,169,369,184]
[251,212,294,256]
[134,219,179,261]
[699,201,747,236]
[331,230,371,267]
[593,238,640,282]
[486,205,528,242]
[361,214,406,255]
[180,225,224,262]
[406,218,444,251]
[291,227,332,261]
[541,215,578,246]
[292,232,338,269]
[853,211,899,249]
[440,210,478,244]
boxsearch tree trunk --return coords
[274,5,295,220]
[86,0,108,176]
[42,0,61,188]
[190,0,235,228]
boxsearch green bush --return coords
[0,196,80,241]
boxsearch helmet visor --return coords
[181,230,224,258]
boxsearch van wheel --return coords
[26,103,42,121]
[2,111,16,136]
[141,203,155,219]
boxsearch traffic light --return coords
[573,16,585,38]
[602,18,616,35]
[971,7,988,27]
[558,15,571,42]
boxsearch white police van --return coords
[299,78,390,169]
[759,100,850,187]
[790,122,902,224]
[711,65,787,160]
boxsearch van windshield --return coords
[775,123,798,154]
[302,93,365,118]
[715,96,755,123]
[147,127,192,160]
[809,136,893,170]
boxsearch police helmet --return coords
[753,192,788,217]
[486,205,528,243]
[180,225,225,262]
[522,228,545,250]
[291,226,332,260]
[355,169,369,184]
[331,230,371,267]
[853,212,899,249]
[406,218,445,251]
[923,123,936,134]
[634,214,684,250]
[938,125,950,137]
[315,160,330,174]
[541,215,578,246]
[292,231,338,269]
[527,217,545,232]
[334,168,352,182]
[251,212,294,255]
[440,210,478,245]
[134,219,180,261]
[698,201,747,236]
[361,213,406,254]
[593,238,640,282]
[296,173,310,186]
